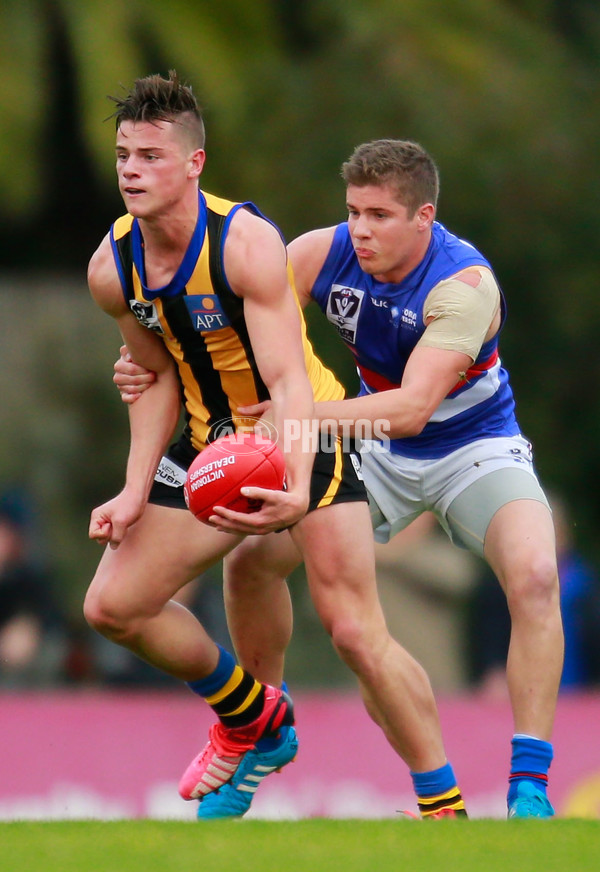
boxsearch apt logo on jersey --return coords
[129,300,164,334]
[184,296,231,332]
[326,284,364,344]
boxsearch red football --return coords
[184,433,286,523]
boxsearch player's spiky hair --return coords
[109,69,205,149]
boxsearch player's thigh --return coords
[89,503,243,616]
[483,498,557,592]
[292,500,383,631]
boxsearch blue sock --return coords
[508,734,553,805]
[410,761,466,816]
[186,645,236,697]
[256,680,289,751]
[410,761,458,797]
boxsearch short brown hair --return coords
[342,140,439,217]
[109,69,205,149]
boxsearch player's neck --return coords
[139,195,199,289]
[138,191,199,259]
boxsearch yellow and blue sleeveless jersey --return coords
[110,189,344,451]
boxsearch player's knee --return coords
[224,547,264,591]
[507,553,559,614]
[224,539,293,593]
[329,616,381,675]
[83,588,137,641]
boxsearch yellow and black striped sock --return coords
[205,664,265,728]
[418,786,468,818]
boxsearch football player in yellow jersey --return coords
[85,70,319,801]
[93,72,464,818]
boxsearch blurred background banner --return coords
[1,0,600,817]
[1,690,599,820]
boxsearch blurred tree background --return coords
[1,0,599,665]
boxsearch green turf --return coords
[2,819,599,872]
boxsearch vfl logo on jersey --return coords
[326,284,364,344]
[130,300,164,334]
[184,295,231,332]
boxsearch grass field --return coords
[2,819,599,872]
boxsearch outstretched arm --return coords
[317,344,472,439]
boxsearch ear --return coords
[416,203,435,231]
[189,148,206,180]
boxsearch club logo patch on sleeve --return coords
[184,295,231,332]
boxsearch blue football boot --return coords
[507,781,555,819]
[197,725,298,820]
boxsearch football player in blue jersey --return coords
[288,141,561,820]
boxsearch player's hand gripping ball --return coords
[184,433,286,524]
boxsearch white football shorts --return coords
[360,434,549,556]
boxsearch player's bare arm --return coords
[287,226,336,307]
[316,345,472,439]
[88,236,181,547]
[209,208,315,534]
